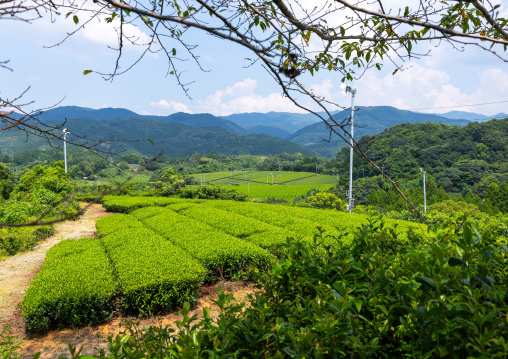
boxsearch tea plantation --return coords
[22,196,423,332]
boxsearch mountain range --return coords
[4,105,506,158]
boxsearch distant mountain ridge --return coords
[437,110,508,122]
[289,106,473,157]
[9,105,508,158]
[1,116,318,157]
[221,111,320,134]
[27,106,249,135]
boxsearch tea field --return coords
[22,196,424,332]
[192,170,337,185]
[221,184,332,202]
[192,170,338,200]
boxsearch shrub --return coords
[143,211,273,280]
[22,238,117,333]
[68,216,508,358]
[0,225,54,256]
[95,213,146,237]
[101,227,206,316]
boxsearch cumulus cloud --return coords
[197,78,304,115]
[354,63,508,115]
[150,100,191,113]
[79,19,151,51]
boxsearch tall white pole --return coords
[421,168,427,213]
[348,88,356,213]
[63,128,69,173]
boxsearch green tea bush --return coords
[70,216,508,358]
[101,227,206,316]
[143,211,273,280]
[178,205,296,249]
[95,213,146,237]
[130,206,170,220]
[22,238,117,333]
[209,200,331,241]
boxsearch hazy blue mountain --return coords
[289,106,471,157]
[23,106,248,135]
[222,112,320,134]
[246,125,291,139]
[437,111,489,121]
[437,110,508,122]
[0,118,318,157]
[485,113,508,121]
[25,106,142,122]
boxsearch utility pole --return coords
[62,128,70,173]
[341,84,357,213]
[420,168,427,213]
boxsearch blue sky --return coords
[2,1,508,118]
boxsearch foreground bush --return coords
[61,216,507,358]
[22,238,117,333]
[0,225,54,257]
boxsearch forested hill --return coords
[289,106,470,157]
[347,118,508,196]
[22,106,248,135]
[0,118,319,157]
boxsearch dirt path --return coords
[0,204,110,336]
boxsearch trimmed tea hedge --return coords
[22,238,117,333]
[95,213,146,237]
[177,205,295,249]
[208,201,325,239]
[101,226,206,316]
[130,206,170,221]
[143,211,273,279]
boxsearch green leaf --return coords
[448,257,465,267]
[83,70,93,75]
[73,15,79,24]
[147,138,155,146]
[477,264,488,278]
[416,276,437,290]
[283,348,296,357]
[353,298,362,313]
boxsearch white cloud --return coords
[197,78,304,115]
[150,99,191,113]
[353,63,508,115]
[79,19,151,51]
